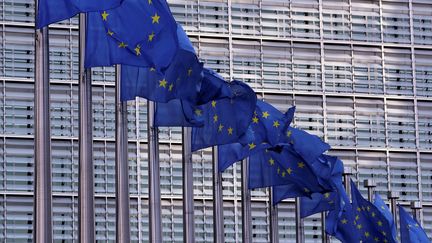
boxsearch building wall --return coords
[0,0,431,242]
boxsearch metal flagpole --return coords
[182,127,195,243]
[212,146,225,243]
[241,158,252,243]
[269,188,279,243]
[294,197,304,243]
[115,65,131,242]
[387,191,400,231]
[148,101,162,242]
[364,179,376,201]
[343,167,353,200]
[33,1,52,241]
[321,212,329,243]
[410,201,422,221]
[78,13,95,243]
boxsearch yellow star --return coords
[227,127,233,135]
[213,114,218,123]
[211,100,217,108]
[286,168,292,175]
[355,215,360,221]
[383,239,388,243]
[218,124,224,132]
[273,120,280,128]
[148,32,155,42]
[101,11,109,21]
[365,232,370,238]
[107,30,114,36]
[281,171,286,177]
[151,13,160,24]
[188,68,193,76]
[150,67,156,72]
[135,45,141,56]
[367,206,371,211]
[415,223,420,227]
[371,212,376,217]
[341,219,348,224]
[148,0,152,4]
[374,237,379,242]
[195,109,202,116]
[262,111,270,118]
[269,158,275,165]
[377,221,383,226]
[324,193,330,198]
[287,130,292,137]
[252,116,259,123]
[357,207,362,212]
[357,224,362,230]
[118,42,128,48]
[248,143,256,150]
[304,188,310,193]
[277,167,281,174]
[298,162,305,168]
[169,83,174,91]
[159,79,167,88]
[381,231,386,236]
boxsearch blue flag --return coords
[37,0,122,29]
[154,68,233,127]
[218,101,295,172]
[191,81,257,151]
[374,193,397,241]
[351,181,397,243]
[285,127,331,164]
[399,205,430,243]
[248,145,325,194]
[300,192,337,218]
[86,0,178,70]
[325,189,360,243]
[121,24,203,102]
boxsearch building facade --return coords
[0,0,431,242]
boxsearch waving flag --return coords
[399,205,430,243]
[191,81,257,151]
[121,24,203,103]
[374,193,397,241]
[300,192,337,218]
[351,181,397,243]
[37,0,122,28]
[217,101,295,172]
[86,0,178,70]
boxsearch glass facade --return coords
[0,0,431,241]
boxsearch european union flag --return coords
[285,127,331,164]
[374,193,397,241]
[217,101,295,172]
[399,205,430,243]
[121,24,203,102]
[37,0,122,29]
[86,0,178,70]
[154,68,233,127]
[191,81,257,151]
[351,181,397,243]
[325,190,360,243]
[300,192,337,218]
[248,145,325,194]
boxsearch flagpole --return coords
[78,13,95,243]
[321,212,329,243]
[410,201,422,221]
[148,101,162,242]
[269,188,279,243]
[241,158,252,243]
[342,167,353,200]
[212,146,225,243]
[33,2,52,241]
[387,191,400,231]
[294,197,304,243]
[182,127,195,243]
[115,65,131,242]
[364,179,376,201]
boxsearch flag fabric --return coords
[285,127,331,164]
[300,192,337,218]
[248,145,325,194]
[191,81,257,151]
[399,205,430,243]
[374,193,397,241]
[217,101,295,172]
[86,0,178,70]
[36,0,122,29]
[325,189,360,243]
[351,180,397,243]
[121,24,203,102]
[154,68,233,127]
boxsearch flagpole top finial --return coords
[387,191,400,200]
[364,179,376,188]
[410,201,422,209]
[343,167,353,176]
